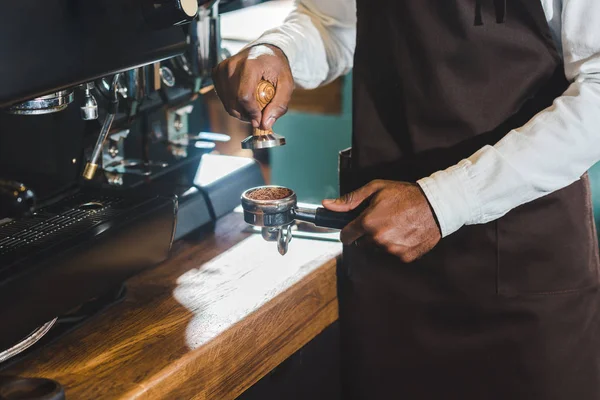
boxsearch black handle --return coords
[314,202,368,230]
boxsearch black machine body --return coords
[0,0,267,368]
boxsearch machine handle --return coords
[254,80,275,137]
[314,204,366,230]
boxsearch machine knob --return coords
[0,180,36,219]
[142,0,199,29]
[80,82,98,120]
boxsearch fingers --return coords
[261,75,293,130]
[211,46,293,129]
[385,245,423,263]
[237,68,263,127]
[323,180,386,212]
[340,215,367,245]
[212,63,242,120]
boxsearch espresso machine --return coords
[0,0,264,368]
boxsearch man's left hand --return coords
[323,180,441,263]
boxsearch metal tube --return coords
[0,318,58,363]
[82,73,121,180]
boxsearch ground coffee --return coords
[246,187,293,201]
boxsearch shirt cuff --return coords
[246,30,328,89]
[247,32,298,69]
[417,160,482,238]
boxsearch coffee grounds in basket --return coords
[246,187,293,201]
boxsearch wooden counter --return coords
[4,212,342,399]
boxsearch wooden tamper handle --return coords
[241,79,285,149]
[254,80,275,136]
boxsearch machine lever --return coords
[82,74,121,180]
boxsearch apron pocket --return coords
[497,178,600,297]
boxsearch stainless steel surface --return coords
[103,129,130,167]
[188,132,231,142]
[168,105,194,145]
[248,221,340,242]
[241,132,286,150]
[197,0,222,78]
[159,66,176,87]
[241,185,297,228]
[83,73,121,180]
[80,82,98,120]
[194,141,216,149]
[241,186,301,255]
[85,113,115,180]
[277,224,293,255]
[125,67,149,101]
[104,160,168,178]
[0,318,57,364]
[261,226,279,242]
[103,128,169,179]
[259,225,293,255]
[105,172,124,186]
[242,186,345,254]
[6,90,74,115]
[241,187,320,229]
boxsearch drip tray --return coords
[0,189,177,352]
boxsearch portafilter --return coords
[241,185,364,255]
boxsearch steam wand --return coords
[82,73,121,180]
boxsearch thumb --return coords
[260,77,293,131]
[323,180,385,212]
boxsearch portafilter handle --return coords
[293,203,368,230]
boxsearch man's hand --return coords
[323,180,441,263]
[212,44,294,130]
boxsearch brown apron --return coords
[338,1,600,398]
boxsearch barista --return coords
[213,1,600,398]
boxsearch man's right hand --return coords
[212,44,294,130]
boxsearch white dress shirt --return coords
[251,0,600,238]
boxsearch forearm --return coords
[249,0,356,89]
[419,76,600,236]
[418,0,600,237]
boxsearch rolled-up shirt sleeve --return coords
[418,0,600,237]
[249,0,357,89]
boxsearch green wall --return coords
[269,74,353,204]
[588,164,600,241]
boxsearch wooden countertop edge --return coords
[128,256,340,400]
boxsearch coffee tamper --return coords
[241,80,286,150]
[241,185,364,255]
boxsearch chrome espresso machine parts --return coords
[83,73,122,181]
[0,0,272,367]
[241,186,364,255]
[0,0,195,367]
[6,90,75,115]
